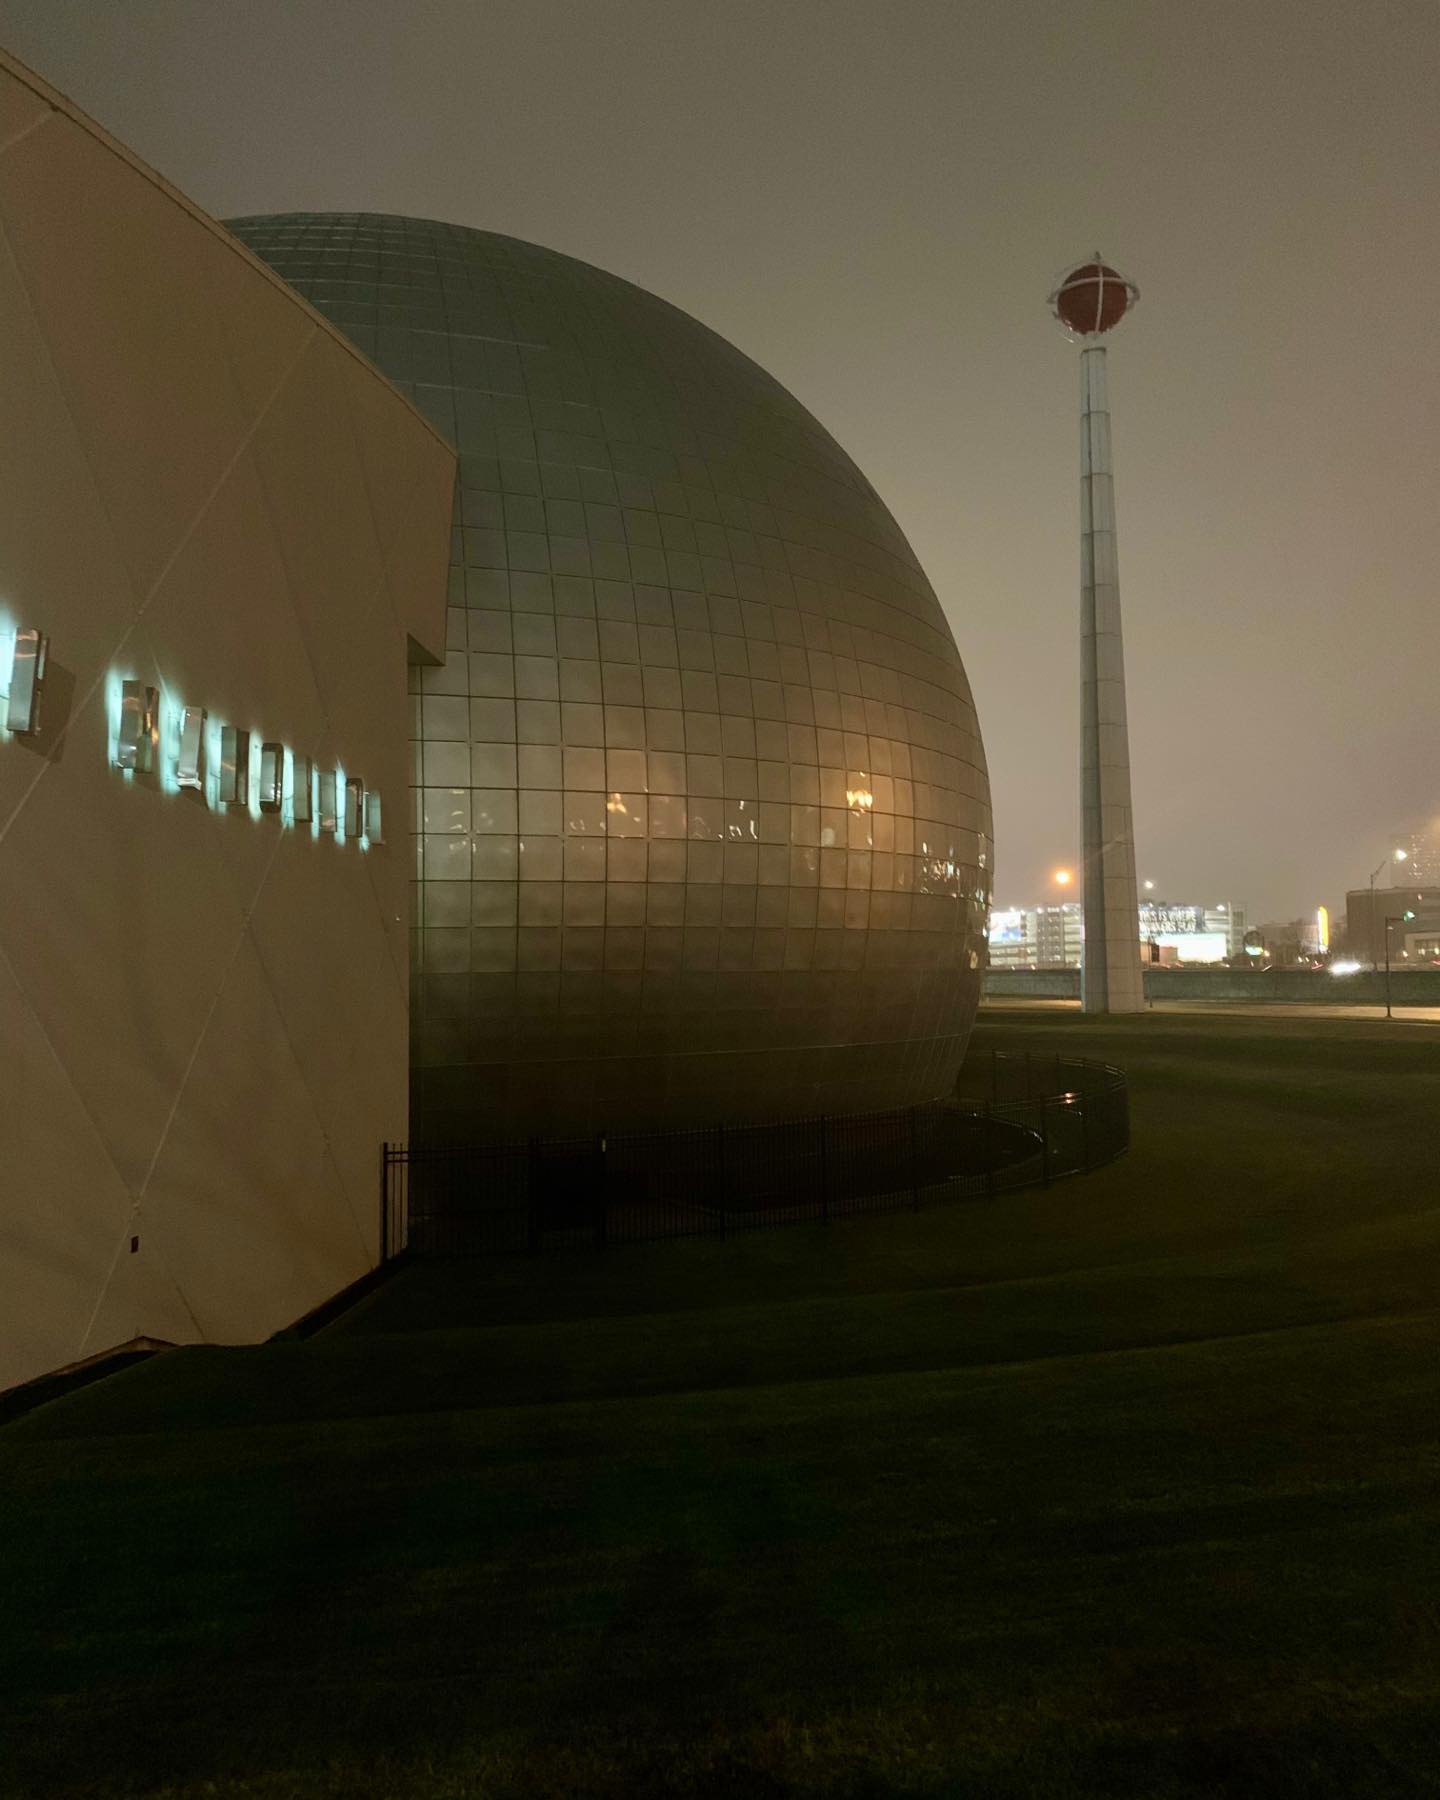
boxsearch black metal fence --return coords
[381,1052,1128,1262]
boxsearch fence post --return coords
[1080,1088,1092,1172]
[1039,1096,1051,1187]
[1025,1048,1033,1098]
[717,1122,727,1239]
[991,1047,998,1102]
[820,1115,830,1223]
[596,1135,607,1248]
[984,1104,996,1197]
[379,1142,389,1264]
[908,1107,920,1210]
[527,1137,540,1254]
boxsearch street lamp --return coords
[1367,847,1409,967]
[1383,909,1416,1020]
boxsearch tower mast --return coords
[1050,257,1143,1013]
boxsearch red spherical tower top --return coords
[1049,256,1138,337]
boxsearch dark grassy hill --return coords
[4,1008,1438,1799]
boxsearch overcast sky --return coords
[4,0,1435,921]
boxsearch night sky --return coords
[4,0,1434,922]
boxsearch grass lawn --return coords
[3,1007,1438,1799]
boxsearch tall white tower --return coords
[1050,257,1144,1013]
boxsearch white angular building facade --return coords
[0,56,455,1391]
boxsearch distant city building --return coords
[1244,921,1310,968]
[1139,902,1246,963]
[1037,903,1084,969]
[1394,826,1440,885]
[1344,886,1440,968]
[1301,906,1331,956]
[988,903,1083,970]
[987,901,1244,968]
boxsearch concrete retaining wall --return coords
[984,967,1440,1006]
[985,969,1081,1000]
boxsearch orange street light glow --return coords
[1053,867,1073,886]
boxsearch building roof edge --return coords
[0,43,457,464]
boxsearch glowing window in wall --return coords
[156,691,183,796]
[177,707,206,789]
[344,776,364,839]
[2,626,47,735]
[70,671,382,849]
[218,726,249,805]
[115,681,158,773]
[318,768,338,835]
[258,741,284,813]
[292,754,314,826]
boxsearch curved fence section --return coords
[382,1053,1128,1260]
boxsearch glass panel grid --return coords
[229,211,992,1139]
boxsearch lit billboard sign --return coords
[1140,906,1207,935]
[1153,931,1228,964]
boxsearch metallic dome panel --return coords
[229,213,992,1138]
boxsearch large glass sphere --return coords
[229,214,992,1139]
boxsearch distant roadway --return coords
[983,997,1440,1025]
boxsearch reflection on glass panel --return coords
[472,788,518,834]
[423,789,470,834]
[473,837,518,881]
[423,833,470,880]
